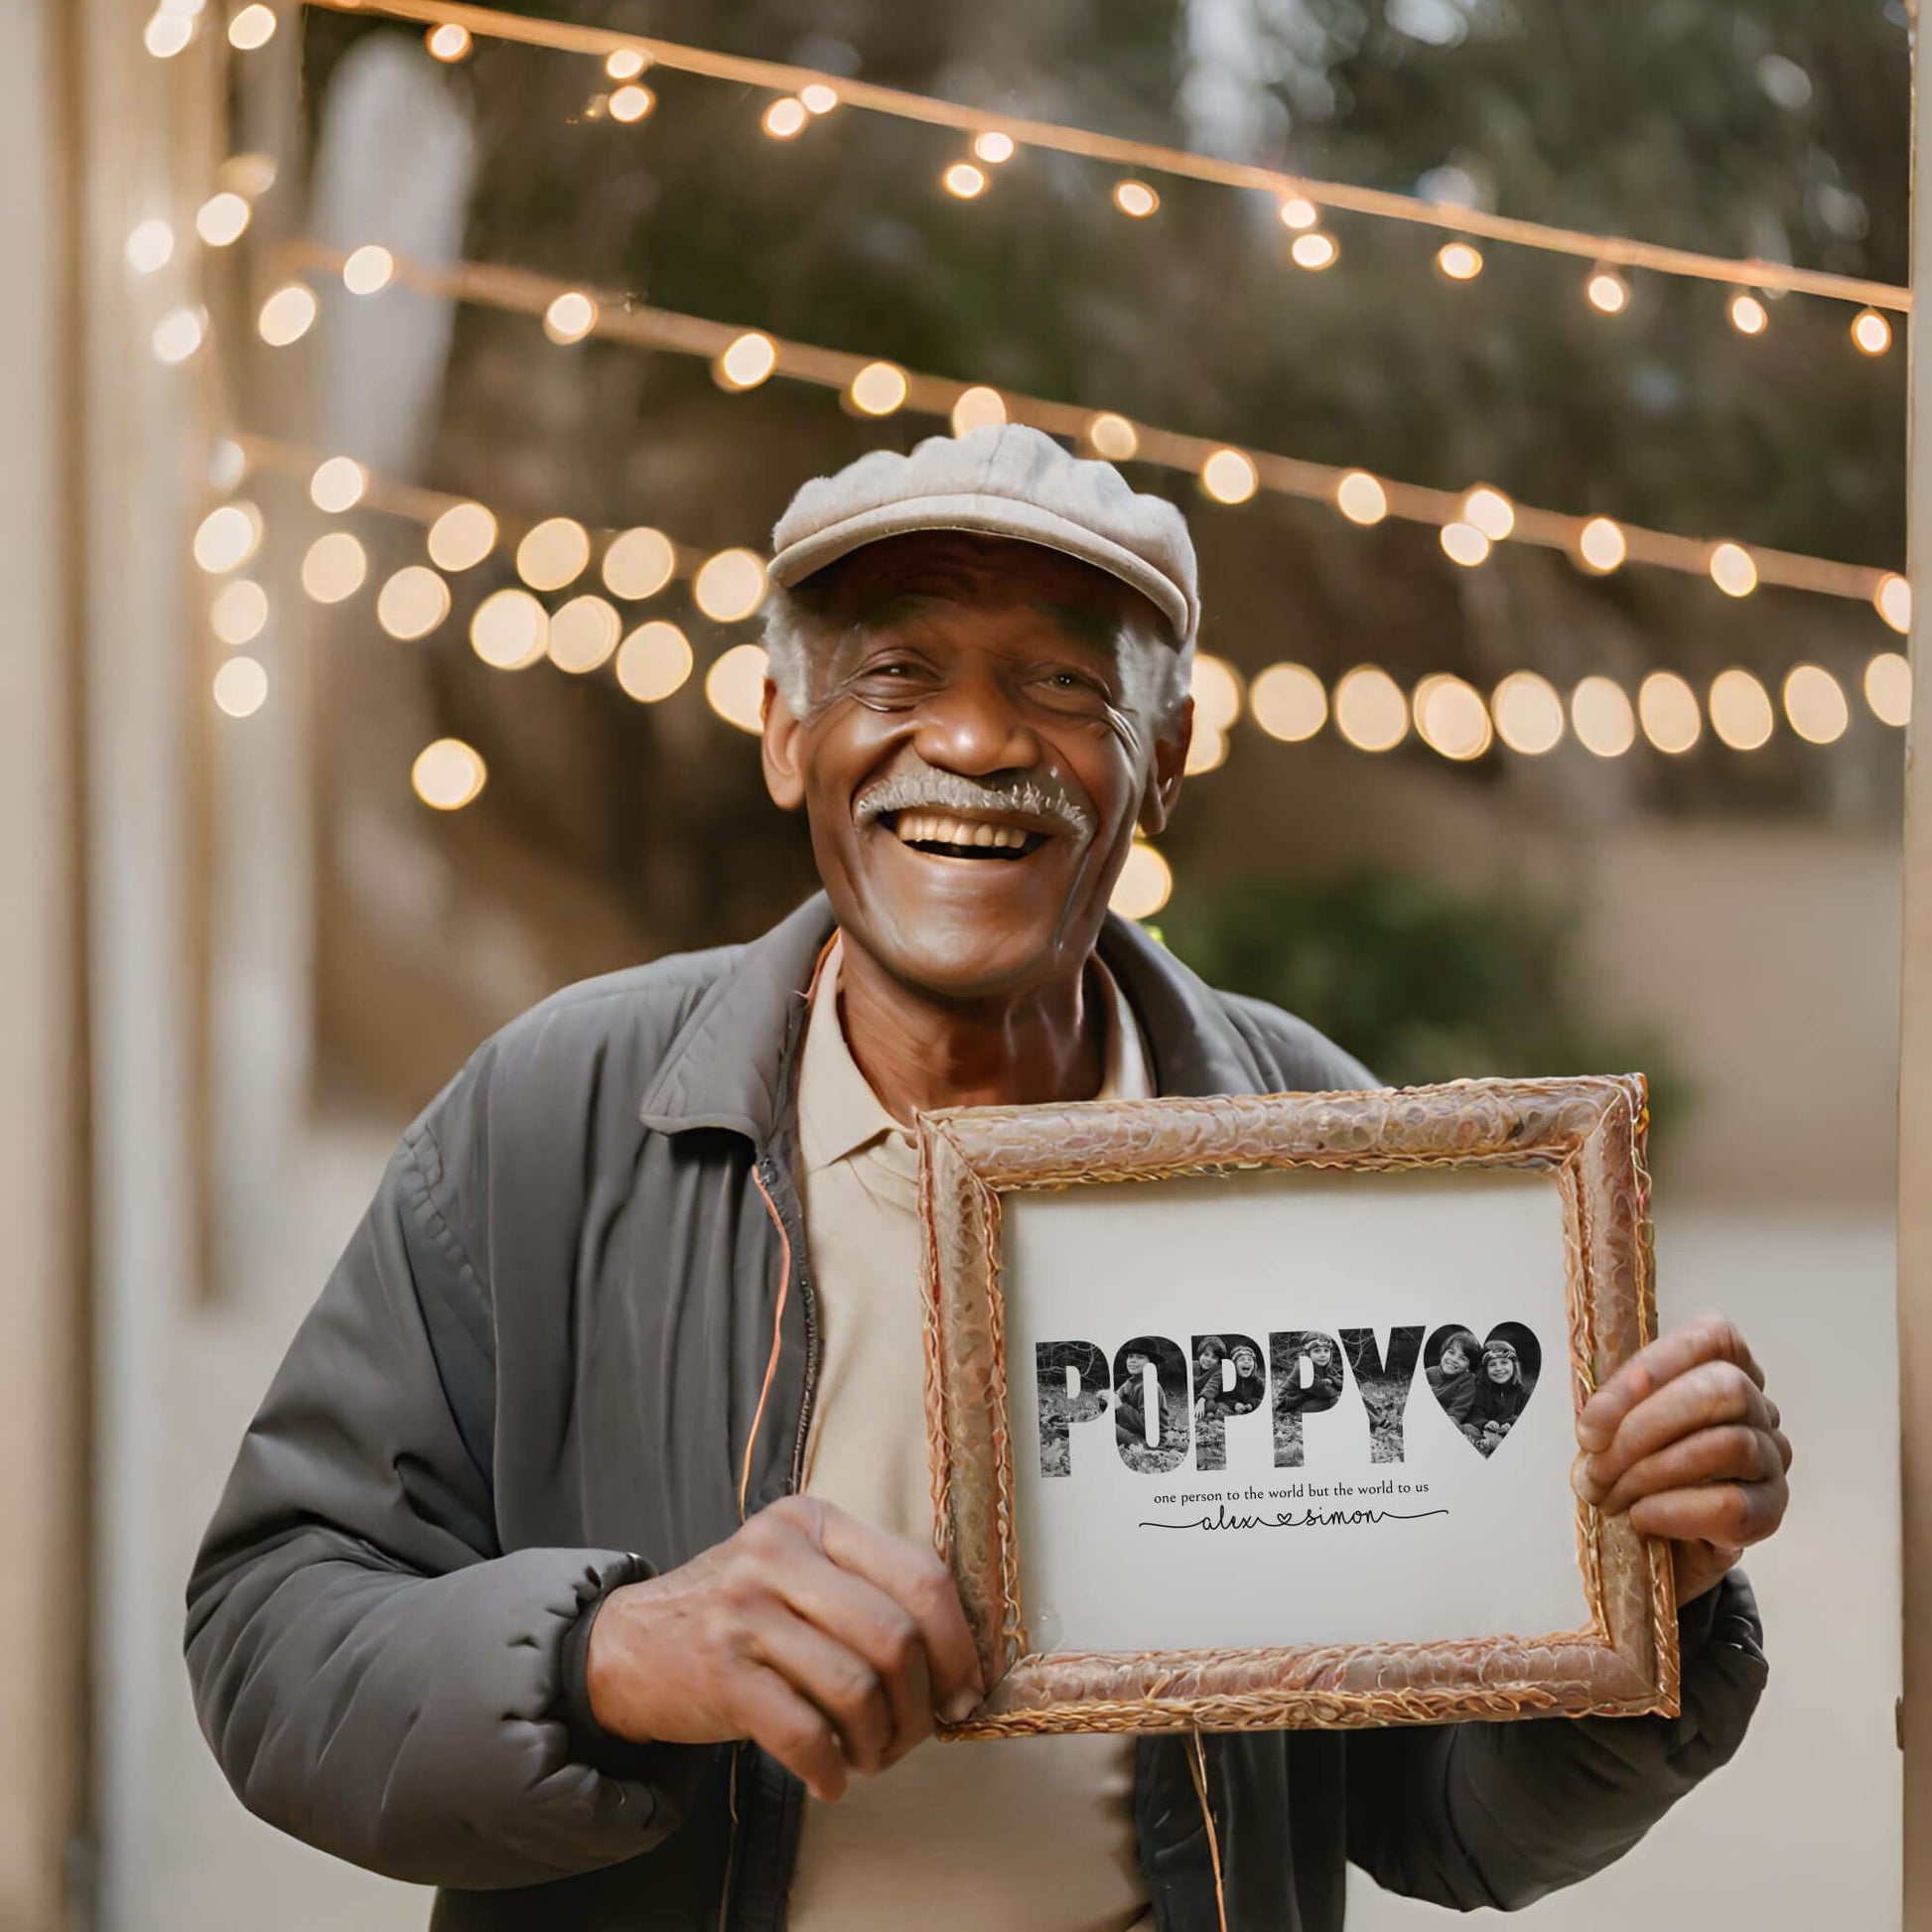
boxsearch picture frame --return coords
[915,1074,1679,1737]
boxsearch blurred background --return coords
[0,0,1911,1926]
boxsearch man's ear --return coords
[760,680,808,811]
[1137,694,1193,836]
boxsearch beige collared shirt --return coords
[784,939,1156,1932]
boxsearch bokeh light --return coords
[1587,269,1630,314]
[1277,197,1317,229]
[617,621,695,703]
[973,131,1015,164]
[762,97,808,139]
[257,284,319,346]
[1853,309,1892,355]
[411,738,487,810]
[209,579,269,646]
[1086,413,1139,461]
[1875,574,1911,634]
[943,163,988,200]
[1571,676,1635,757]
[343,244,395,295]
[427,501,497,572]
[1577,516,1627,573]
[1249,662,1327,743]
[375,566,452,641]
[1783,664,1850,744]
[1709,668,1775,751]
[1709,542,1758,598]
[195,193,251,247]
[1190,654,1244,735]
[1184,728,1228,775]
[1200,448,1258,505]
[1729,293,1768,336]
[848,361,908,416]
[194,502,262,574]
[227,4,277,51]
[548,596,623,673]
[604,527,677,601]
[693,548,768,621]
[1290,230,1338,270]
[1113,181,1159,218]
[211,655,268,717]
[1110,842,1173,919]
[1440,521,1490,568]
[309,456,367,513]
[426,23,472,62]
[126,219,175,273]
[1865,652,1912,728]
[470,589,549,670]
[301,532,368,605]
[716,331,777,390]
[606,48,648,81]
[152,307,207,364]
[705,643,769,732]
[1637,671,1702,754]
[517,517,592,592]
[950,386,1007,435]
[543,292,599,345]
[1333,665,1408,752]
[610,85,654,123]
[1437,241,1483,280]
[1335,472,1387,525]
[1413,674,1492,760]
[1491,671,1565,755]
[800,83,839,114]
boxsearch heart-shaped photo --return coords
[1423,1323,1542,1457]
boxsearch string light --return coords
[973,131,1015,164]
[1199,448,1258,505]
[1113,181,1159,218]
[426,22,472,61]
[211,655,268,717]
[1277,197,1317,230]
[848,361,908,415]
[1577,515,1627,573]
[1587,269,1630,314]
[1085,412,1139,461]
[605,47,648,81]
[1865,651,1912,728]
[1190,654,1244,735]
[1184,727,1228,775]
[216,152,277,197]
[705,642,769,732]
[196,193,251,247]
[603,526,677,600]
[1571,675,1635,757]
[517,516,592,592]
[943,163,987,201]
[1729,293,1768,336]
[344,244,396,294]
[610,85,654,123]
[1491,671,1565,754]
[1335,471,1388,525]
[209,579,269,646]
[1709,541,1758,598]
[548,595,623,673]
[950,385,1007,435]
[1460,486,1515,541]
[426,501,497,571]
[1110,842,1173,920]
[1852,309,1892,355]
[301,531,368,604]
[152,306,207,364]
[143,15,195,60]
[470,588,549,669]
[800,82,839,114]
[258,284,319,346]
[193,502,262,574]
[227,5,277,50]
[1875,573,1912,634]
[1709,667,1775,750]
[309,456,368,513]
[1290,231,1338,271]
[376,565,453,640]
[208,439,248,492]
[1413,673,1492,760]
[692,548,767,621]
[543,291,598,344]
[1440,521,1490,568]
[1437,241,1482,280]
[762,97,808,140]
[126,220,175,273]
[1783,663,1849,744]
[1333,665,1407,752]
[616,620,694,702]
[411,738,487,809]
[715,331,778,389]
[1637,670,1702,753]
[1249,662,1327,742]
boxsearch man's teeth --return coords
[894,811,1033,850]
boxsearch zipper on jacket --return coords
[757,1152,822,1494]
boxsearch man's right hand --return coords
[585,1496,986,1803]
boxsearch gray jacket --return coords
[186,895,1768,1930]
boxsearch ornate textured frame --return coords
[916,1074,1678,1737]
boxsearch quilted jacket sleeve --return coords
[183,1100,694,1890]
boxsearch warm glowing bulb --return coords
[212,655,268,717]
[196,192,251,247]
[375,566,453,641]
[470,589,548,670]
[1865,651,1912,728]
[227,5,277,51]
[1491,671,1564,755]
[1437,240,1483,280]
[1461,486,1514,541]
[705,642,769,733]
[1571,676,1635,757]
[516,516,592,592]
[603,527,676,601]
[193,502,262,574]
[950,386,1007,436]
[1290,230,1338,270]
[1250,663,1327,743]
[126,219,175,273]
[1783,664,1849,745]
[1190,654,1244,735]
[1200,448,1258,505]
[144,12,195,58]
[425,23,471,61]
[1440,521,1490,568]
[1277,197,1317,230]
[210,579,269,645]
[1708,542,1757,598]
[301,531,368,605]
[606,48,648,81]
[1729,293,1768,336]
[848,361,908,416]
[1333,665,1408,752]
[693,548,768,622]
[1335,472,1387,525]
[1637,671,1702,754]
[1110,843,1173,919]
[715,331,778,390]
[152,306,207,364]
[1185,728,1229,775]
[800,82,839,115]
[1414,674,1492,760]
[412,738,487,810]
[1113,181,1159,218]
[762,97,808,139]
[973,130,1015,164]
[1852,309,1892,355]
[1086,412,1138,461]
[616,621,694,702]
[543,291,598,345]
[427,501,497,572]
[309,456,367,513]
[1876,573,1912,634]
[343,244,395,294]
[257,283,318,345]
[610,85,654,123]
[216,151,277,197]
[943,163,987,200]
[548,595,623,673]
[1577,515,1626,573]
[1587,269,1629,314]
[1709,668,1774,751]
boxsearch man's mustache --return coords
[853,760,1094,840]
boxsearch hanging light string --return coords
[292,0,1910,318]
[271,237,1902,611]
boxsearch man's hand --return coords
[1573,1310,1792,1606]
[585,1496,984,1803]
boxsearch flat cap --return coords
[769,423,1199,646]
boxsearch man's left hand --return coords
[1573,1310,1792,1605]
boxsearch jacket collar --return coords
[635,891,1266,1143]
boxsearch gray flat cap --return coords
[768,423,1199,645]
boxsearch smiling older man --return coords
[187,426,1786,1932]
